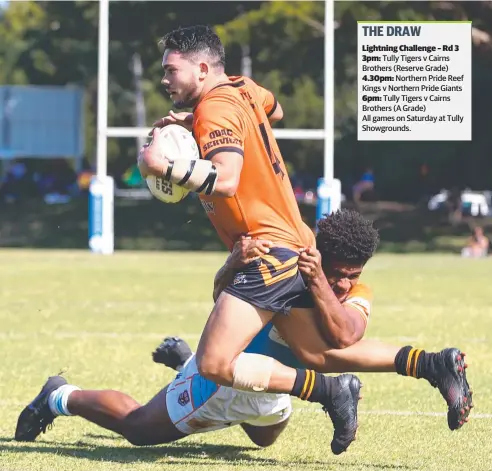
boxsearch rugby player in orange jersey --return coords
[138,25,362,454]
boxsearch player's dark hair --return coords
[316,209,379,265]
[159,25,225,70]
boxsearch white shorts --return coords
[166,355,292,435]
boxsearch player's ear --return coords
[198,62,209,79]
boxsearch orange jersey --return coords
[193,76,314,252]
[342,282,373,325]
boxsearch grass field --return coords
[0,250,491,471]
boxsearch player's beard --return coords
[173,86,199,109]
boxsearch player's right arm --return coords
[139,98,245,198]
[255,84,283,123]
[298,248,369,349]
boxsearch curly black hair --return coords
[159,25,225,70]
[316,209,379,265]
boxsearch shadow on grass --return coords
[0,436,417,469]
[1,438,274,466]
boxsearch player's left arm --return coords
[254,84,283,123]
[262,91,283,124]
[299,248,368,349]
[267,100,283,123]
[213,236,274,301]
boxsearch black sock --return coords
[291,369,340,403]
[395,346,433,379]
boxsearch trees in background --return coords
[1,1,491,201]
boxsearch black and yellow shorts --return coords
[223,247,310,315]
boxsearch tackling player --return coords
[156,210,473,435]
[14,349,300,448]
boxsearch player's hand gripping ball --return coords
[145,124,199,203]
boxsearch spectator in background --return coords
[352,168,374,204]
[0,159,30,202]
[121,164,145,188]
[447,186,462,225]
[461,226,489,258]
[36,159,77,204]
[419,163,432,199]
[77,170,94,193]
[76,159,95,194]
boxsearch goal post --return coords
[317,0,342,223]
[89,0,113,255]
[90,0,340,254]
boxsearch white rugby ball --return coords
[146,124,199,204]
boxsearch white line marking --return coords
[293,408,492,419]
[0,331,488,344]
[0,400,489,419]
[0,332,202,340]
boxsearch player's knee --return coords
[196,354,232,384]
[124,427,154,446]
[196,355,216,379]
[248,434,279,448]
[121,410,158,446]
[126,434,149,446]
[242,421,287,448]
[125,427,176,447]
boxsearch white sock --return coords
[48,384,81,416]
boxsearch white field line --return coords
[293,408,492,419]
[0,331,488,344]
[0,332,203,340]
[0,401,490,419]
